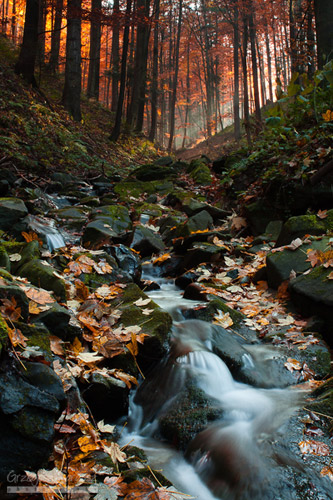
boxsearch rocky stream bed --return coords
[0,157,332,499]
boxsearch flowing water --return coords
[120,270,332,500]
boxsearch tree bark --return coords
[314,0,333,68]
[110,0,132,141]
[87,0,102,99]
[110,0,120,112]
[148,0,160,142]
[167,0,183,150]
[14,0,39,85]
[48,0,63,73]
[248,4,261,126]
[62,0,82,121]
[233,1,240,141]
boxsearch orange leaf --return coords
[299,440,330,456]
[50,336,65,356]
[231,216,247,231]
[7,326,28,347]
[320,466,333,481]
[22,231,42,245]
[317,209,328,219]
[124,478,170,500]
[153,253,171,265]
[78,435,100,454]
[24,287,55,305]
[0,296,21,321]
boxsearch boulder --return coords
[245,200,280,235]
[0,356,64,480]
[0,198,28,231]
[289,266,333,344]
[266,236,332,288]
[18,259,67,301]
[82,205,132,248]
[131,164,179,181]
[35,302,81,341]
[0,283,30,320]
[131,225,166,257]
[275,213,333,247]
[178,243,224,273]
[108,244,142,282]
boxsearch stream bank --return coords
[0,157,332,499]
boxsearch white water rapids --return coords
[119,272,312,500]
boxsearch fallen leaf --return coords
[213,311,233,328]
[153,253,171,264]
[317,209,328,219]
[78,435,100,454]
[124,478,170,500]
[320,466,333,481]
[231,216,247,231]
[299,440,330,456]
[24,287,55,305]
[97,420,116,434]
[29,301,52,314]
[77,352,104,364]
[50,336,65,356]
[287,238,303,250]
[9,253,22,262]
[7,326,28,347]
[134,297,152,306]
[102,442,126,463]
[37,467,66,485]
[0,297,21,321]
[284,358,302,372]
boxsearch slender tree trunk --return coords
[168,0,183,150]
[264,23,273,102]
[248,5,261,126]
[233,1,240,141]
[15,0,39,86]
[87,0,102,99]
[314,0,333,68]
[11,0,17,41]
[62,0,82,121]
[110,0,132,141]
[256,36,266,106]
[48,0,63,72]
[181,39,190,149]
[37,0,46,67]
[148,0,160,142]
[241,14,251,147]
[135,0,151,131]
[306,1,315,76]
[111,0,120,111]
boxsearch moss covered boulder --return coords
[275,214,329,247]
[186,298,247,334]
[0,245,10,271]
[0,198,28,231]
[114,180,174,202]
[115,283,172,372]
[131,163,179,181]
[131,225,166,257]
[18,259,67,301]
[0,283,30,320]
[82,205,132,248]
[266,236,332,288]
[289,266,333,344]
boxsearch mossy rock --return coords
[131,225,166,257]
[245,200,280,235]
[131,163,179,181]
[35,302,81,341]
[0,312,9,355]
[0,245,10,271]
[189,298,246,332]
[289,266,333,344]
[82,205,132,248]
[308,378,333,418]
[0,283,30,320]
[11,240,41,274]
[276,214,327,247]
[11,407,56,442]
[266,236,332,289]
[13,321,53,362]
[114,283,172,372]
[79,196,100,207]
[186,158,209,173]
[133,203,164,219]
[18,259,67,302]
[0,269,12,281]
[168,210,214,243]
[114,180,173,201]
[159,382,223,450]
[188,164,213,186]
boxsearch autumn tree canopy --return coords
[2,0,332,148]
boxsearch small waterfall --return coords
[26,215,66,251]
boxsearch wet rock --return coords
[12,322,53,362]
[183,283,208,301]
[289,266,333,345]
[0,168,17,186]
[186,298,248,335]
[52,206,90,230]
[131,225,166,257]
[0,198,28,231]
[35,302,81,341]
[275,213,332,247]
[18,259,67,301]
[180,198,228,220]
[82,205,132,248]
[172,229,228,253]
[175,271,199,289]
[108,244,141,282]
[81,372,129,421]
[0,180,9,196]
[0,356,64,480]
[266,236,332,288]
[11,240,40,274]
[114,180,174,202]
[154,155,174,166]
[159,382,224,450]
[178,243,223,274]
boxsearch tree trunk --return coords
[62,0,82,121]
[87,0,102,99]
[14,0,39,86]
[148,0,160,142]
[11,0,17,41]
[248,5,261,126]
[241,14,251,147]
[314,0,333,68]
[110,0,132,141]
[111,0,120,112]
[48,0,63,72]
[37,0,46,67]
[168,0,183,150]
[233,1,240,141]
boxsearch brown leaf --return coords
[320,466,333,481]
[0,297,21,321]
[124,478,171,500]
[231,216,247,231]
[93,260,113,275]
[306,249,320,267]
[299,440,330,456]
[29,301,52,315]
[50,336,65,356]
[317,209,328,219]
[7,326,28,347]
[284,358,302,372]
[22,231,42,245]
[24,287,55,305]
[153,253,171,265]
[102,441,126,463]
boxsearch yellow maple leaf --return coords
[322,109,333,122]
